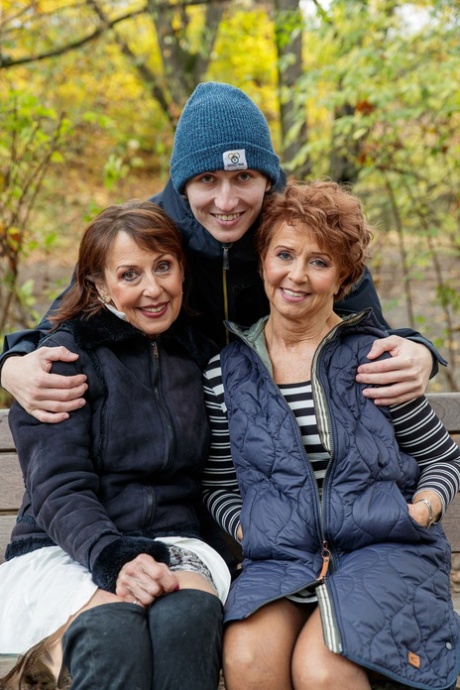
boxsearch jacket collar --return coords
[60,308,217,370]
[224,308,384,376]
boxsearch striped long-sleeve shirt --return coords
[202,354,460,542]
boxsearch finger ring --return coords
[133,599,139,605]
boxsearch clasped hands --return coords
[115,554,180,608]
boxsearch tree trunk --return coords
[273,0,311,178]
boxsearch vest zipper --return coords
[226,314,369,644]
[318,541,331,581]
[222,243,232,345]
[230,322,335,583]
[310,313,369,572]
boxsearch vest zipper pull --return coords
[318,542,331,581]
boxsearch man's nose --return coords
[215,182,238,211]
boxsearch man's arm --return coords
[337,267,447,405]
[0,277,87,423]
[1,347,87,422]
[0,282,72,365]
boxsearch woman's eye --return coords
[311,258,328,268]
[121,270,138,281]
[238,172,251,181]
[156,261,171,273]
[277,251,292,260]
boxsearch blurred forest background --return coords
[0,0,459,402]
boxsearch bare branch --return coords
[86,0,173,123]
[0,0,230,70]
[0,8,146,68]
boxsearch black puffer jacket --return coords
[6,310,216,592]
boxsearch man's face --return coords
[185,169,271,244]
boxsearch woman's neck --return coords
[264,311,342,384]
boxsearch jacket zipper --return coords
[222,243,232,345]
[147,340,176,524]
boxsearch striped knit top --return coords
[202,354,460,543]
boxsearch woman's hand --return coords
[115,554,180,607]
[1,348,88,423]
[355,336,432,406]
[408,491,443,528]
[236,524,243,542]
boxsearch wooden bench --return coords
[1,396,460,684]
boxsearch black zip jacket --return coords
[5,310,216,592]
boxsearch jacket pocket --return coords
[346,481,438,548]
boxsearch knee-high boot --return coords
[63,602,152,690]
[148,589,223,690]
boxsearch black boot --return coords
[148,589,223,690]
[63,602,152,690]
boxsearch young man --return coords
[0,82,443,423]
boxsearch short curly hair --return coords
[256,181,374,302]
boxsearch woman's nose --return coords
[143,275,163,297]
[289,261,307,283]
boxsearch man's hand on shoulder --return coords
[356,336,432,406]
[1,347,88,423]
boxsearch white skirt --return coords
[0,537,230,654]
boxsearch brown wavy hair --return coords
[256,181,374,302]
[49,199,186,327]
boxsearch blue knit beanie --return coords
[170,82,281,193]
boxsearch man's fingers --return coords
[31,410,72,424]
[39,346,80,365]
[357,370,411,386]
[30,395,87,412]
[357,357,409,377]
[31,373,88,395]
[362,382,424,406]
[364,335,402,361]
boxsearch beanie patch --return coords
[223,149,248,171]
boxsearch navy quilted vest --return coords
[220,311,460,689]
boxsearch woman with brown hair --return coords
[0,200,230,690]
